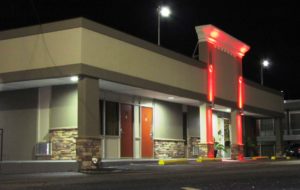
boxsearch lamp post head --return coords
[159,6,171,17]
[262,60,270,68]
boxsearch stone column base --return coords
[231,144,244,160]
[154,140,185,159]
[76,137,101,171]
[50,128,78,160]
[198,143,214,158]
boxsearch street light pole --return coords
[260,64,264,85]
[261,59,270,85]
[157,6,161,46]
[157,6,171,46]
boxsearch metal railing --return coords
[0,129,3,161]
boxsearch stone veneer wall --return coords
[188,137,201,158]
[49,128,78,160]
[231,144,244,160]
[76,138,101,171]
[188,137,214,158]
[154,139,185,159]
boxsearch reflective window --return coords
[105,101,119,136]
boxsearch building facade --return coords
[0,18,283,170]
[257,100,300,156]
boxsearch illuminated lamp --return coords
[210,31,219,38]
[195,25,250,58]
[240,47,247,53]
[238,76,244,109]
[208,64,214,102]
[70,76,79,82]
[159,6,171,17]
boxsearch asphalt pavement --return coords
[1,159,300,190]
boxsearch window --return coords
[105,101,119,136]
[290,113,300,135]
[260,119,274,136]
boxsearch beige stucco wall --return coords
[0,25,283,115]
[50,85,78,129]
[215,50,239,103]
[245,84,283,113]
[0,89,38,160]
[37,87,51,142]
[198,42,239,103]
[187,106,200,137]
[0,28,82,74]
[154,100,183,139]
[81,28,207,95]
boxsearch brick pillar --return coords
[77,77,101,171]
[231,144,244,160]
[76,137,101,171]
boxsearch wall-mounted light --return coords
[70,76,79,82]
[210,30,219,38]
[167,96,175,100]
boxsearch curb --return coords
[196,157,222,163]
[251,156,292,161]
[158,158,188,165]
[270,156,291,160]
[251,156,269,160]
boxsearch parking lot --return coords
[1,159,300,190]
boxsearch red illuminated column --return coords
[230,110,244,160]
[236,114,243,145]
[236,113,244,160]
[238,76,244,109]
[206,42,215,158]
[206,107,214,158]
[236,74,244,160]
[208,64,214,102]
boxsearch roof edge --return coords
[244,78,283,96]
[0,17,206,69]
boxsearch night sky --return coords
[0,1,299,99]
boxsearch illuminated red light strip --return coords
[206,107,213,144]
[238,76,244,109]
[236,113,243,145]
[208,64,214,102]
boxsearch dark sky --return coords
[0,0,299,99]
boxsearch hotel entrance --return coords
[212,112,231,158]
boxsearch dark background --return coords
[0,0,299,99]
